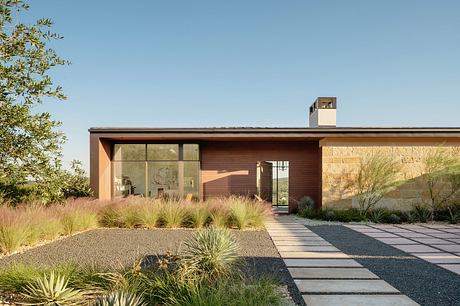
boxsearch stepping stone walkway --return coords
[266,216,419,306]
[346,223,460,275]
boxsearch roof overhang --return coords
[88,127,460,141]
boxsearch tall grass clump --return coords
[228,197,271,229]
[161,199,188,228]
[0,207,31,254]
[187,203,209,228]
[59,199,98,235]
[138,201,162,229]
[208,200,230,228]
[179,228,239,281]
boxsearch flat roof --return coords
[88,127,460,140]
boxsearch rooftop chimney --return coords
[309,97,337,128]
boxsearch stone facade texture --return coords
[322,144,460,210]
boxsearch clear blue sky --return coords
[26,0,460,171]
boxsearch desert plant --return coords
[22,271,85,305]
[187,204,209,229]
[350,151,402,216]
[180,228,239,281]
[421,147,460,221]
[161,200,188,228]
[297,196,315,213]
[368,208,386,223]
[413,204,431,223]
[93,291,146,306]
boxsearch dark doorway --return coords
[257,161,289,207]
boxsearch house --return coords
[89,97,460,213]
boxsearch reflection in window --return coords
[112,143,200,199]
[113,144,146,160]
[147,144,178,160]
[184,161,200,199]
[183,144,199,160]
[148,162,179,198]
[113,162,146,196]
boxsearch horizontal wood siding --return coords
[200,141,320,213]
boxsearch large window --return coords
[112,143,200,199]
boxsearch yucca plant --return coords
[93,291,146,306]
[22,271,85,305]
[180,228,239,281]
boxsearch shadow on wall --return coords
[323,170,459,211]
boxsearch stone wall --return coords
[321,140,460,211]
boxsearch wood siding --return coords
[200,141,320,213]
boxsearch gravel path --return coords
[0,228,303,305]
[308,225,460,306]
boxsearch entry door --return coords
[256,161,273,202]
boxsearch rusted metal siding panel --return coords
[201,141,320,213]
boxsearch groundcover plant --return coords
[0,228,285,306]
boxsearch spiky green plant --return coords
[93,291,146,306]
[22,271,85,305]
[180,228,239,281]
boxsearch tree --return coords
[421,147,460,221]
[0,0,70,202]
[352,151,402,217]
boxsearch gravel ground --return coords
[308,225,460,306]
[0,228,303,305]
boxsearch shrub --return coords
[180,228,239,281]
[187,203,209,229]
[161,200,188,228]
[22,271,86,305]
[333,208,364,222]
[297,196,315,213]
[324,210,336,221]
[387,213,401,224]
[93,291,146,306]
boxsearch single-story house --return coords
[89,97,460,213]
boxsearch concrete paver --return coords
[295,279,399,293]
[288,267,379,279]
[303,294,419,306]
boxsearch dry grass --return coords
[0,196,271,255]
